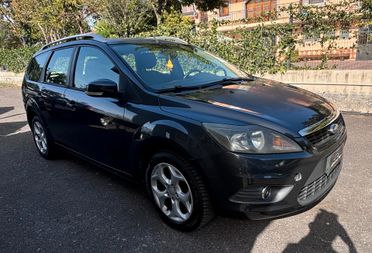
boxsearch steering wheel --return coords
[184,69,201,79]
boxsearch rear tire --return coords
[146,151,214,231]
[31,116,56,159]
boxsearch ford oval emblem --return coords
[328,123,339,135]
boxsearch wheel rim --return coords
[151,162,193,223]
[33,121,48,154]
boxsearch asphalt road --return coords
[1,87,371,253]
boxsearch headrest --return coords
[136,52,157,69]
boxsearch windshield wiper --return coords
[217,76,256,83]
[157,76,256,94]
[157,85,205,93]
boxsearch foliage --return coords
[361,0,372,25]
[1,0,99,44]
[0,20,21,48]
[95,0,156,38]
[0,45,39,72]
[182,0,226,11]
[139,10,195,40]
[187,22,294,74]
[149,0,225,25]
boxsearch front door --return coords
[63,46,131,172]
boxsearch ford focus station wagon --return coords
[22,34,346,231]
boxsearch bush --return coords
[0,46,40,73]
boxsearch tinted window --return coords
[45,48,74,85]
[27,52,49,81]
[74,47,119,90]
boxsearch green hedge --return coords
[0,46,40,73]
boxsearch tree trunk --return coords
[150,1,162,26]
[37,23,48,44]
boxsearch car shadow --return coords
[282,209,357,253]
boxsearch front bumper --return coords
[197,129,347,220]
[236,161,342,220]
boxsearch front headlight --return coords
[203,123,302,154]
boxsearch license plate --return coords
[325,147,343,176]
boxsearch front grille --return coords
[297,164,341,205]
[305,116,345,148]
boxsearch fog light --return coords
[261,186,271,200]
[294,173,302,182]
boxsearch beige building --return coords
[182,0,366,61]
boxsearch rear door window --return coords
[45,48,74,86]
[27,52,49,82]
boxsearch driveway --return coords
[1,87,371,252]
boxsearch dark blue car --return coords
[22,34,346,231]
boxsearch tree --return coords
[140,9,194,40]
[149,0,226,25]
[361,0,372,25]
[1,0,99,44]
[0,20,21,48]
[0,0,29,45]
[95,0,155,38]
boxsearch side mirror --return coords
[86,79,118,97]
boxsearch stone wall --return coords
[262,69,372,86]
[0,71,24,85]
[261,70,372,114]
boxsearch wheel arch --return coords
[25,98,41,125]
[131,120,208,185]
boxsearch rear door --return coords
[63,46,130,171]
[39,47,75,141]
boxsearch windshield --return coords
[111,43,249,91]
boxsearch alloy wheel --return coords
[33,121,48,154]
[151,162,193,223]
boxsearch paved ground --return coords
[0,87,371,253]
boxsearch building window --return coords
[324,30,336,39]
[219,3,229,17]
[304,33,320,42]
[340,29,349,40]
[246,0,277,20]
[358,25,372,45]
[309,0,324,4]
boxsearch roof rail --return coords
[40,33,105,51]
[148,36,189,45]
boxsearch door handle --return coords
[65,100,76,111]
[100,116,113,126]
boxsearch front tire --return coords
[146,152,214,231]
[31,116,56,159]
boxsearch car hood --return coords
[159,78,337,137]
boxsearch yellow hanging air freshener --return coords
[166,57,174,70]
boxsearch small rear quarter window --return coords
[27,52,49,82]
